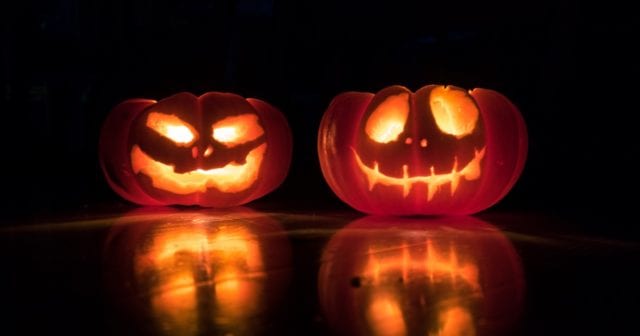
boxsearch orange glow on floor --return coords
[366,293,407,336]
[131,143,266,194]
[136,223,265,334]
[150,271,198,336]
[215,268,261,319]
[364,240,479,290]
[361,241,480,335]
[436,306,476,336]
[353,147,486,200]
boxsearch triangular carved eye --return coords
[146,112,198,146]
[212,114,264,148]
[429,86,479,138]
[365,93,410,143]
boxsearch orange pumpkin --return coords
[103,208,291,335]
[318,216,525,336]
[318,85,527,215]
[100,92,292,207]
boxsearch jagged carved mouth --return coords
[131,144,266,194]
[352,147,486,201]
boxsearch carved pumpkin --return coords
[318,85,527,215]
[318,216,525,336]
[103,208,291,335]
[100,92,292,207]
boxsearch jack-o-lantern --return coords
[318,85,527,215]
[103,208,291,335]
[100,92,292,207]
[318,216,525,336]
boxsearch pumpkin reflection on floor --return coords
[318,216,524,336]
[103,208,291,335]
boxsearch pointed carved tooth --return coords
[427,184,437,201]
[476,147,486,159]
[367,162,379,190]
[463,157,481,181]
[430,166,436,176]
[450,175,460,195]
[402,164,410,198]
[449,156,459,196]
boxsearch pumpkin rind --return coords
[100,92,292,207]
[318,85,527,215]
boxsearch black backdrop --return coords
[2,0,639,233]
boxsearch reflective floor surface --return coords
[1,207,638,335]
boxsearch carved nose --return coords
[203,145,213,158]
[192,145,214,158]
[405,137,428,147]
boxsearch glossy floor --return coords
[1,208,637,335]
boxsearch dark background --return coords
[2,1,640,335]
[2,0,638,227]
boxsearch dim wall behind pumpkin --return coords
[318,85,527,215]
[100,92,292,207]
